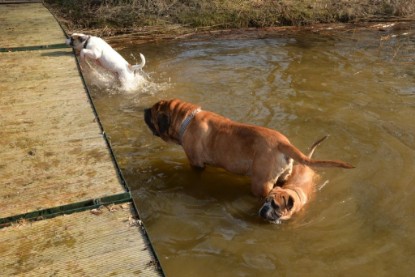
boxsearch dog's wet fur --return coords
[259,136,328,223]
[144,99,353,199]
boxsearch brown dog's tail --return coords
[278,139,354,169]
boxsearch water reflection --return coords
[88,23,415,276]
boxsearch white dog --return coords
[66,33,146,90]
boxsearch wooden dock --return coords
[0,2,162,275]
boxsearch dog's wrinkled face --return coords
[144,100,170,139]
[65,33,88,50]
[144,99,200,144]
[259,189,295,223]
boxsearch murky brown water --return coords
[87,23,415,276]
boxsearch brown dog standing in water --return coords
[144,99,353,197]
[144,99,354,198]
[259,136,329,223]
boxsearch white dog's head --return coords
[66,33,90,51]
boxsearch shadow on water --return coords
[87,23,415,276]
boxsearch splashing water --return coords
[80,59,162,94]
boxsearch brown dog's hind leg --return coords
[275,159,293,186]
[251,170,284,197]
[251,154,291,197]
[251,179,275,198]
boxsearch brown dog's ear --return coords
[157,113,170,135]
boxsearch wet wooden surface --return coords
[0,3,161,276]
[0,203,160,276]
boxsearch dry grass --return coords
[45,0,415,35]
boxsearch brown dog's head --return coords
[66,33,89,51]
[144,99,201,144]
[259,188,297,223]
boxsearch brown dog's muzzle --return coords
[259,199,280,223]
[144,108,159,136]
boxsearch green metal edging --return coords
[0,192,132,229]
[0,43,68,52]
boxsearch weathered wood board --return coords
[0,48,124,218]
[0,203,161,276]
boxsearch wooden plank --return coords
[0,203,161,276]
[0,139,122,217]
[0,3,64,48]
[0,49,124,218]
[0,3,162,276]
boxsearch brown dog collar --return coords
[179,108,201,143]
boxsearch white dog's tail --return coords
[130,53,146,73]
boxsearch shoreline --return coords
[105,21,415,48]
[44,0,415,43]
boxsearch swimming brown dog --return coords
[144,99,354,197]
[259,136,328,223]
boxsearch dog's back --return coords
[86,36,130,69]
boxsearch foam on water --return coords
[80,59,166,95]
